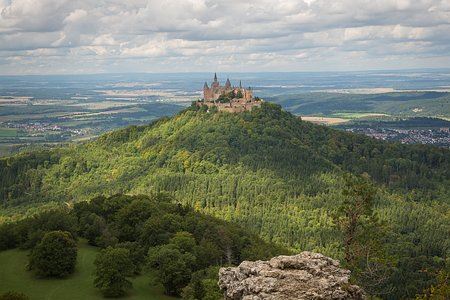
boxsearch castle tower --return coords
[203,82,211,101]
[212,73,220,89]
[225,78,231,90]
[244,87,253,101]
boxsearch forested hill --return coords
[0,102,449,298]
[1,102,448,208]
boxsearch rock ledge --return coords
[218,251,365,300]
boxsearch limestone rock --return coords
[218,251,365,300]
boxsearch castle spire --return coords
[239,80,242,88]
[214,73,218,82]
[204,82,209,89]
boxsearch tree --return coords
[337,174,377,264]
[139,213,183,247]
[28,231,77,278]
[416,269,450,300]
[147,243,195,296]
[181,267,221,300]
[169,231,196,253]
[116,241,146,275]
[335,174,392,296]
[0,223,18,250]
[79,213,107,246]
[94,247,134,297]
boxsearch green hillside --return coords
[0,102,449,298]
[0,240,175,300]
[0,194,284,299]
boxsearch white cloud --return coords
[0,0,449,74]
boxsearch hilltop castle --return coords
[203,73,253,102]
[198,74,262,113]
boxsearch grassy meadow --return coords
[0,240,177,300]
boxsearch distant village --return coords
[345,127,450,148]
[196,74,262,112]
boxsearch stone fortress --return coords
[197,73,262,113]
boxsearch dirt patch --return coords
[301,116,350,125]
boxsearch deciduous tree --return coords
[94,247,134,297]
[28,230,77,278]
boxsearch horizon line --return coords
[1,67,450,77]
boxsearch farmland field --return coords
[0,128,18,137]
[300,116,350,125]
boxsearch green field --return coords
[0,128,18,137]
[329,112,389,119]
[0,240,177,300]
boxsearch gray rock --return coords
[218,251,365,300]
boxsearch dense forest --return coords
[0,102,449,299]
[0,194,284,298]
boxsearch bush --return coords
[0,292,29,300]
[28,231,77,278]
[181,267,221,300]
[0,223,18,250]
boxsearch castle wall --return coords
[196,99,262,113]
[202,75,258,110]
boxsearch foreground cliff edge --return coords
[219,252,365,300]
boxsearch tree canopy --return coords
[28,230,77,278]
[94,247,134,297]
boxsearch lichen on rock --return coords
[218,251,365,300]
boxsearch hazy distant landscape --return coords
[1,70,449,156]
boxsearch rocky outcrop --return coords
[218,251,365,300]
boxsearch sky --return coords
[0,0,450,75]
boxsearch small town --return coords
[1,121,88,141]
[345,126,450,148]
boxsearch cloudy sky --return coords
[0,0,450,74]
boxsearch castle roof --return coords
[225,78,231,88]
[204,82,209,89]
